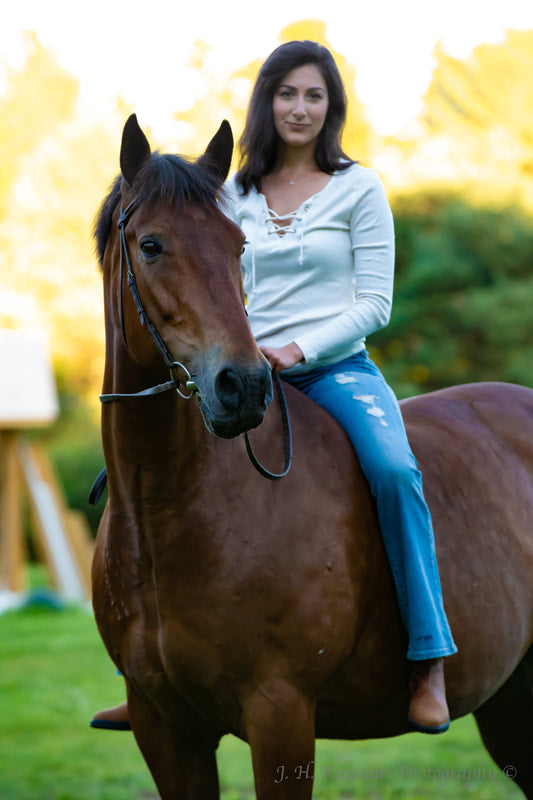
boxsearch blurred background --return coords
[2,1,533,540]
[1,3,532,797]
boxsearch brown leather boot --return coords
[407,657,450,734]
[90,701,131,731]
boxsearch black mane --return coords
[93,152,223,267]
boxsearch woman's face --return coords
[272,63,329,149]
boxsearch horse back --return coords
[311,381,533,736]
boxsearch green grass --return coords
[0,586,523,800]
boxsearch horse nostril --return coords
[215,368,244,410]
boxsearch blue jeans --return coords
[283,350,457,660]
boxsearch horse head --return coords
[96,115,272,438]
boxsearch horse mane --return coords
[93,152,224,267]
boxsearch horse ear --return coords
[120,114,151,186]
[197,120,233,183]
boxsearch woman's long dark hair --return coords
[236,40,354,194]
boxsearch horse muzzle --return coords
[197,360,273,439]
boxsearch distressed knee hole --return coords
[334,373,359,385]
[353,394,388,427]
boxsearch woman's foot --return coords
[90,701,131,731]
[407,657,450,734]
[90,662,450,735]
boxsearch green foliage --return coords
[44,395,104,537]
[371,192,533,398]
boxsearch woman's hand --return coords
[260,342,305,373]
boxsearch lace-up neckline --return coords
[264,206,307,267]
[267,208,300,237]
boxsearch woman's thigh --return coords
[285,352,417,479]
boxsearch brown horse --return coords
[92,114,533,799]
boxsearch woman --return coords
[92,39,456,735]
[225,39,457,735]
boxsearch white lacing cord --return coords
[267,208,300,236]
[266,208,306,264]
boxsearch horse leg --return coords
[473,646,533,799]
[243,679,316,800]
[128,689,220,800]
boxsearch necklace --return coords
[274,169,314,185]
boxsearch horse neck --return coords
[101,343,211,510]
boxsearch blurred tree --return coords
[410,30,533,203]
[172,37,258,163]
[370,192,533,398]
[0,32,78,220]
[0,33,126,398]
[174,19,372,166]
[424,30,533,163]
[0,33,115,532]
[3,120,120,396]
[375,29,533,208]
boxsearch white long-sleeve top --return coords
[223,163,395,374]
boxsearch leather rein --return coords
[97,196,292,485]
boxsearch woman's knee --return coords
[365,454,421,495]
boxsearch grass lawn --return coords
[0,593,524,800]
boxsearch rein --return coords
[95,195,292,490]
[244,372,292,480]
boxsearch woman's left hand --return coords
[260,342,305,373]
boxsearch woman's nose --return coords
[293,96,306,117]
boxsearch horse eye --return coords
[140,238,162,259]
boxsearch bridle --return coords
[99,197,199,403]
[94,195,292,491]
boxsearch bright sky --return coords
[3,0,533,137]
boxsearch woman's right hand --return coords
[260,342,304,373]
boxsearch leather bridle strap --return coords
[100,198,198,403]
[100,379,185,403]
[118,198,176,370]
[244,370,292,480]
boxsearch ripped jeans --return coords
[283,350,457,660]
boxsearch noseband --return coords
[96,195,292,485]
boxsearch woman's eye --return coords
[140,239,162,258]
[241,241,249,255]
